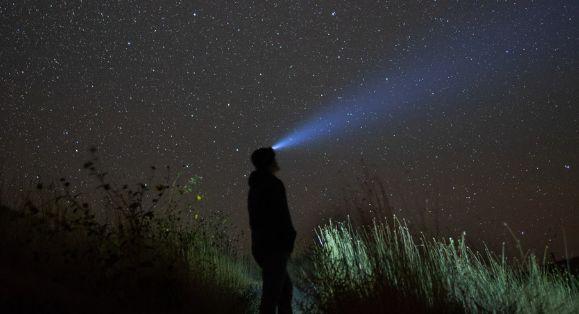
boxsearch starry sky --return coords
[1,1,578,257]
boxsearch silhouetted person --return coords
[248,147,296,314]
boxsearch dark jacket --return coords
[248,170,296,255]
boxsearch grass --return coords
[0,203,259,314]
[299,217,579,313]
[1,153,577,313]
[0,151,259,314]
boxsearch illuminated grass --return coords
[301,218,579,313]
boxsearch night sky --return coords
[1,1,578,256]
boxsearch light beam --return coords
[272,3,565,151]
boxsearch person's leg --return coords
[277,269,293,314]
[258,254,286,314]
[259,262,277,314]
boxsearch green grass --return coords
[0,154,260,313]
[299,217,579,313]
[0,202,260,314]
[3,203,577,314]
[1,153,577,313]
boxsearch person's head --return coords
[251,147,280,173]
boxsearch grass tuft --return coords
[299,217,579,313]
